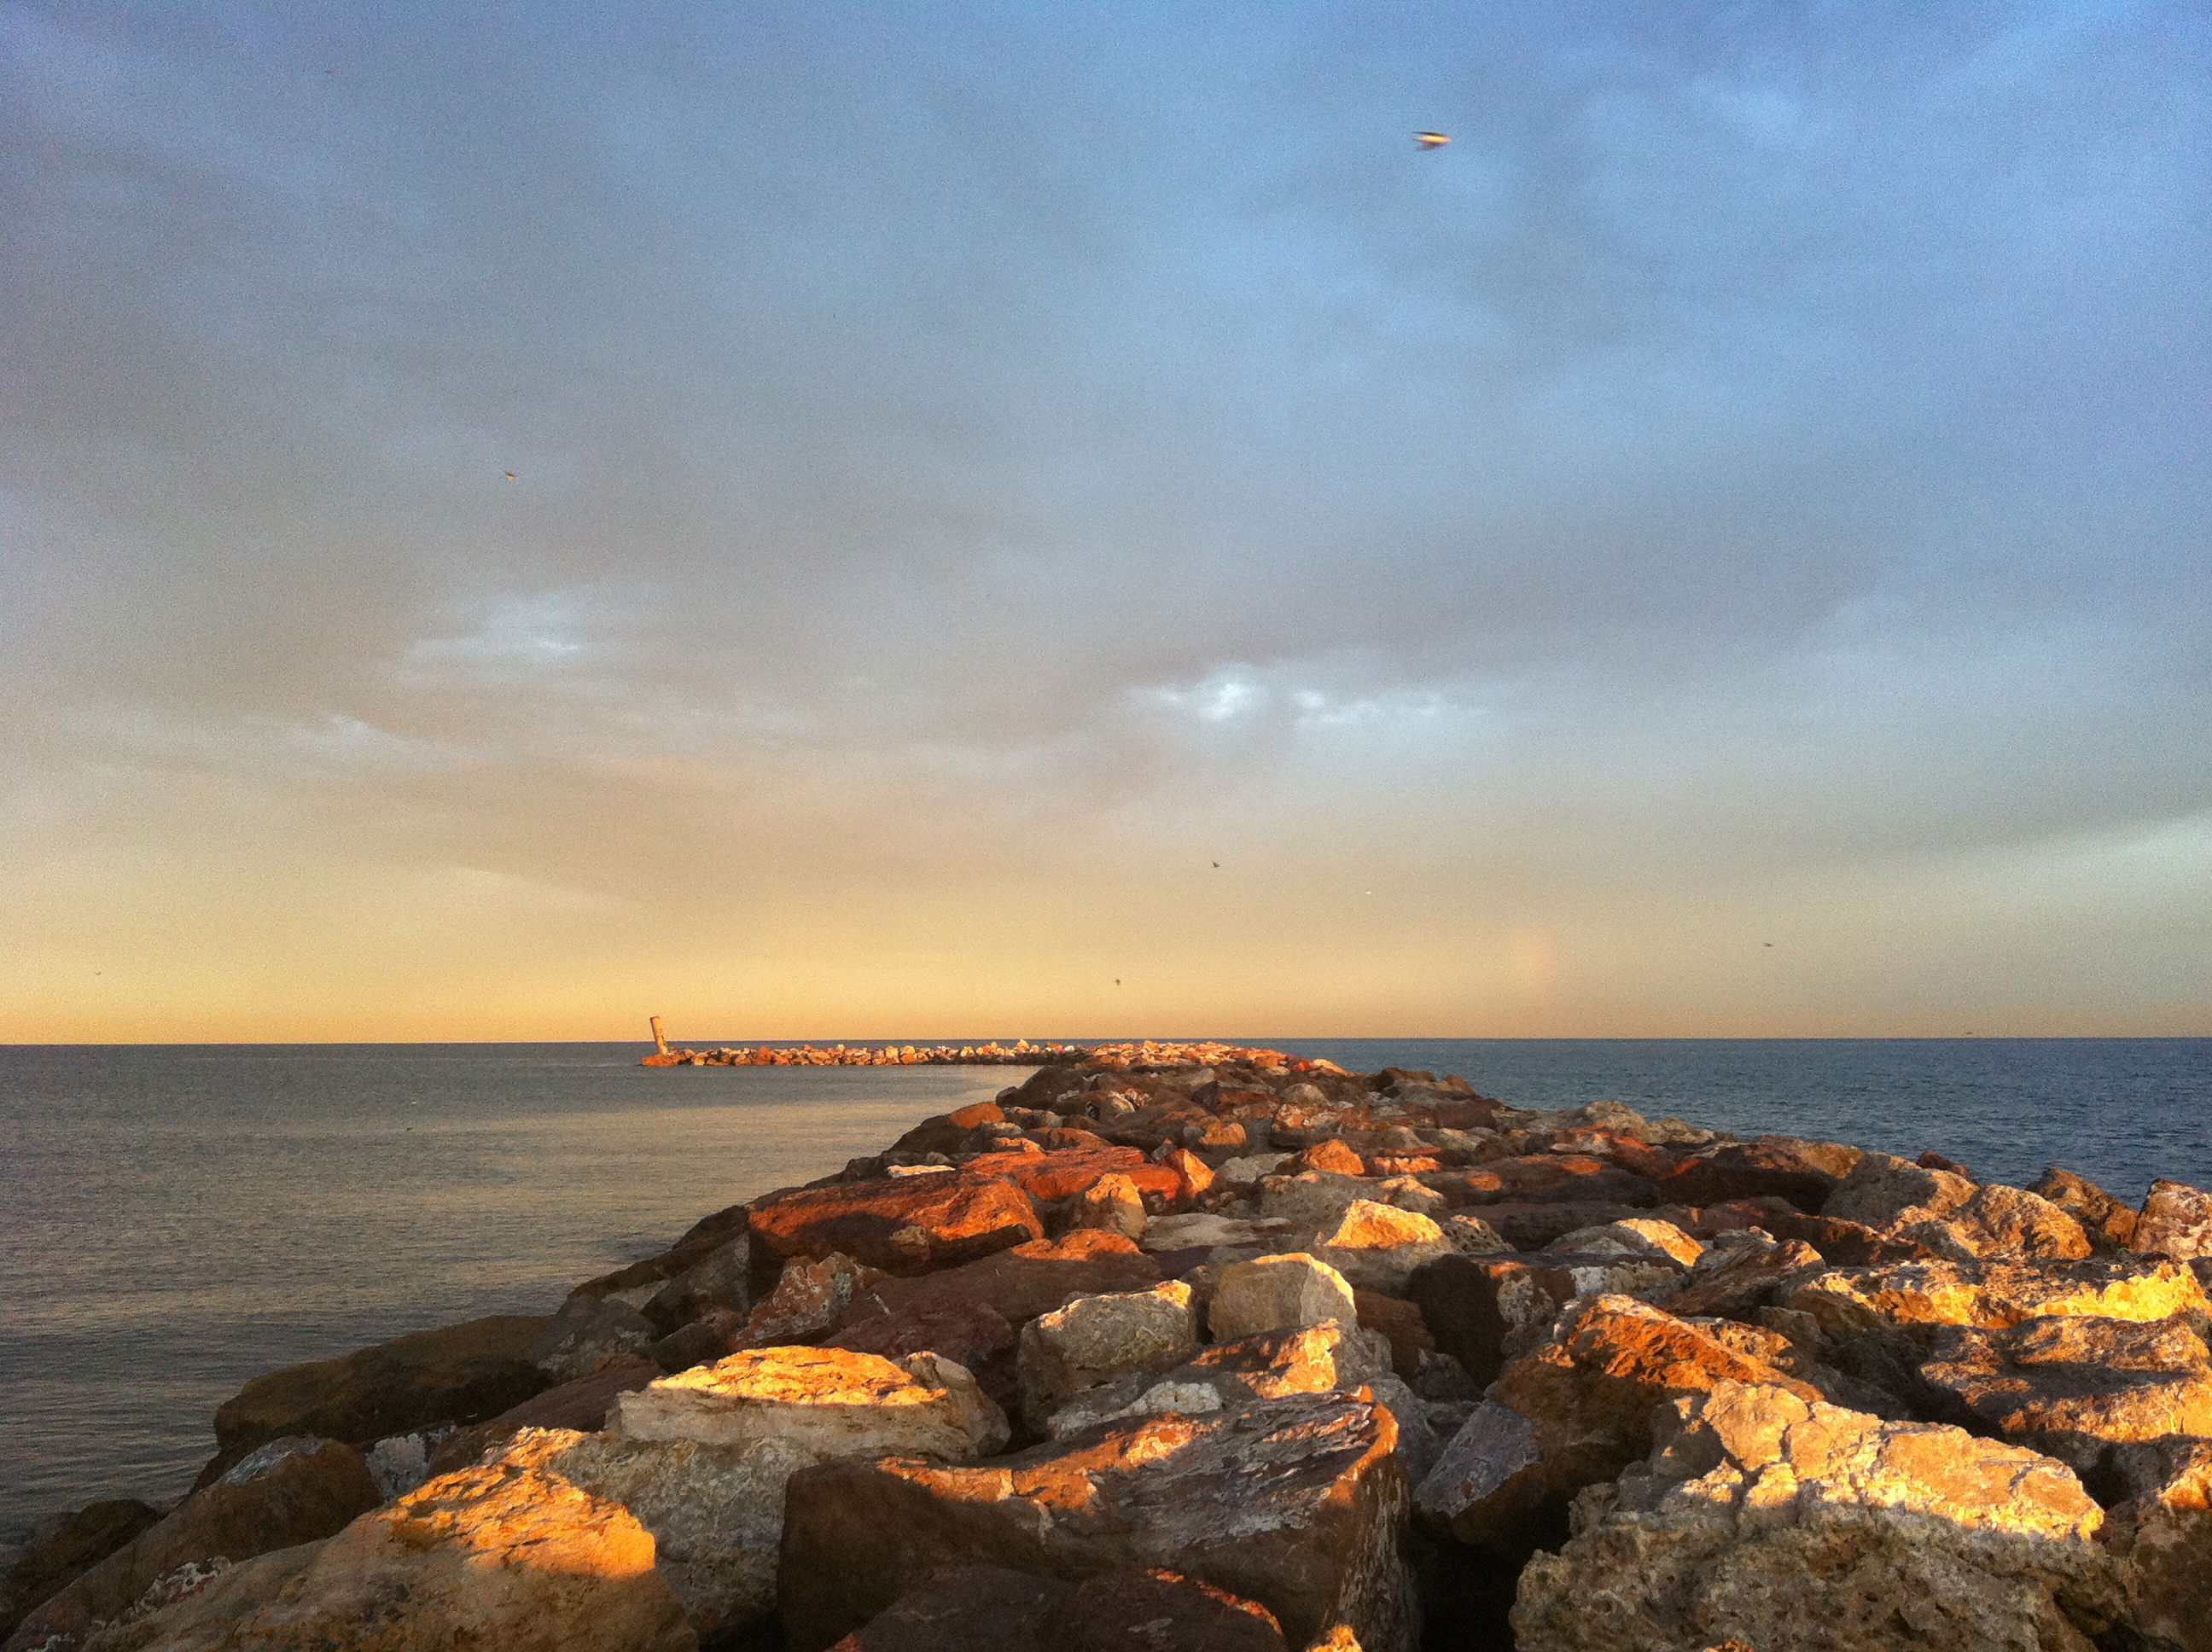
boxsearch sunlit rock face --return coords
[1205,1254,1359,1341]
[747,1174,1045,1282]
[88,1459,696,1652]
[2131,1179,2212,1262]
[1041,1320,1389,1439]
[1779,1257,2211,1341]
[1512,1381,2118,1652]
[1015,1282,1199,1432]
[1824,1155,2093,1262]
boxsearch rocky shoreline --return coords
[5,1046,2209,1651]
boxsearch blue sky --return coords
[3,0,2205,1038]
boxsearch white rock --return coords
[1208,1254,1359,1341]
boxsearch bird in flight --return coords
[1211,861,1220,869]
[504,472,516,480]
[1415,131,1451,149]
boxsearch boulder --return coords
[568,1204,749,1307]
[1016,1282,1201,1431]
[2132,1179,2212,1261]
[745,1252,892,1345]
[0,1503,162,1641]
[2103,1436,2212,1652]
[1665,1235,1824,1322]
[1544,1219,1704,1268]
[1917,1314,2212,1471]
[1405,1254,1685,1388]
[1308,1203,1452,1294]
[6,1439,381,1652]
[1144,1214,1295,1253]
[1207,1255,1359,1341]
[889,1101,1008,1159]
[90,1457,696,1652]
[1823,1155,2091,1261]
[1293,1141,1366,1178]
[778,1392,1414,1652]
[1741,1208,1935,1265]
[1415,1296,1821,1559]
[1066,1173,1147,1242]
[1779,1257,2210,1342]
[970,1148,1185,1207]
[1256,1172,1386,1228]
[200,1316,550,1484]
[639,1233,753,1335]
[425,1358,664,1477]
[1511,1381,2119,1652]
[1653,1137,1862,1213]
[1440,1215,1509,1255]
[824,1564,1289,1652]
[2030,1167,2139,1254]
[832,1231,1163,1338]
[826,1298,1021,1411]
[1428,1202,1658,1250]
[1441,1156,1660,1209]
[1042,1321,1391,1438]
[528,1294,657,1382]
[748,1175,1045,1285]
[1352,1291,1435,1379]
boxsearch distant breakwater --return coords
[638,1038,1287,1069]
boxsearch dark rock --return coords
[832,1230,1163,1339]
[1406,1253,1682,1387]
[425,1358,664,1478]
[826,1297,1021,1411]
[1653,1137,1863,1213]
[0,1502,161,1639]
[889,1101,1010,1158]
[527,1294,657,1382]
[748,1173,1045,1287]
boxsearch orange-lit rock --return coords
[2132,1178,2212,1261]
[748,1174,1044,1281]
[1780,1257,2210,1340]
[1309,1202,1453,1294]
[2030,1166,2140,1254]
[1067,1172,1147,1242]
[1653,1137,1863,1213]
[831,1230,1163,1340]
[1042,1321,1391,1439]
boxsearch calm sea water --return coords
[2,1037,2204,1544]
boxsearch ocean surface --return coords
[2,1036,2205,1544]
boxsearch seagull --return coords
[1211,861,1220,869]
[504,472,516,480]
[1415,131,1451,149]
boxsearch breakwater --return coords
[6,1043,2209,1652]
[638,1038,1287,1069]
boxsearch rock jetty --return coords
[638,1038,1280,1068]
[7,1046,2209,1652]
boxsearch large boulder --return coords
[528,1294,658,1382]
[1307,1203,1452,1294]
[6,1439,381,1652]
[1917,1314,2212,1472]
[0,1503,161,1641]
[199,1316,550,1484]
[827,1563,1289,1652]
[1016,1283,1200,1431]
[1042,1321,1391,1438]
[2132,1180,2212,1261]
[778,1392,1414,1652]
[1823,1155,2091,1261]
[85,1457,696,1652]
[966,1148,1185,1207]
[1653,1137,1862,1213]
[1511,1382,2120,1652]
[1779,1258,2210,1342]
[831,1231,1161,1338]
[1412,1296,1819,1559]
[1405,1254,1685,1388]
[426,1358,663,1477]
[748,1175,1045,1285]
[1206,1254,1359,1341]
[2030,1167,2139,1254]
[2103,1436,2212,1652]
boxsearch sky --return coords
[2,0,2206,1042]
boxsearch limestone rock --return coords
[1440,1215,1509,1255]
[1044,1321,1390,1437]
[613,1345,1008,1462]
[1824,1155,2091,1261]
[1918,1314,2212,1471]
[748,1173,1045,1283]
[1294,1141,1366,1178]
[1545,1219,1704,1268]
[200,1316,550,1484]
[1780,1257,2210,1341]
[745,1251,891,1344]
[529,1293,658,1382]
[2103,1436,2212,1652]
[779,1392,1413,1652]
[1309,1202,1452,1294]
[7,1439,381,1652]
[1017,1282,1201,1429]
[88,1458,696,1652]
[832,1230,1162,1338]
[1207,1254,1359,1341]
[1511,1381,2118,1652]
[425,1358,663,1477]
[2030,1166,2139,1254]
[1068,1172,1148,1241]
[1405,1254,1685,1388]
[1214,1152,1294,1186]
[2133,1179,2212,1261]
[1653,1137,1863,1213]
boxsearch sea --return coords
[2,1036,2205,1545]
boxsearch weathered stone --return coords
[640,1233,753,1335]
[426,1358,663,1477]
[1067,1172,1148,1242]
[0,1503,162,1642]
[779,1393,1413,1652]
[1545,1219,1704,1268]
[826,1297,1020,1410]
[825,1564,1289,1652]
[2031,1166,2140,1254]
[528,1294,658,1382]
[1780,1257,2210,1341]
[200,1316,550,1484]
[749,1174,1045,1284]
[1352,1291,1435,1379]
[92,1457,697,1652]
[1511,1381,2118,1652]
[889,1101,1008,1159]
[973,1148,1186,1207]
[568,1204,749,1308]
[2103,1436,2212,1652]
[1429,1201,1657,1250]
[1294,1141,1366,1178]
[746,1252,891,1345]
[1918,1314,2212,1471]
[824,1564,1063,1652]
[613,1346,1007,1463]
[1666,1236,1825,1321]
[1044,1320,1392,1437]
[1741,1207,1935,1265]
[1017,1282,1201,1429]
[1207,1254,1359,1341]
[1405,1254,1686,1387]
[1257,1172,1386,1228]
[1824,1154,2092,1261]
[7,1440,381,1652]
[1214,1152,1293,1186]
[1309,1202,1452,1294]
[1441,1156,1661,1209]
[2133,1179,2212,1261]
[1652,1137,1862,1213]
[1440,1215,1509,1255]
[1144,1214,1295,1253]
[833,1231,1163,1338]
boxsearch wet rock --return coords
[1779,1257,2210,1341]
[529,1294,658,1382]
[1918,1314,2212,1472]
[0,1503,162,1641]
[1043,1320,1391,1438]
[1511,1381,2118,1652]
[95,1457,697,1652]
[1309,1202,1452,1294]
[1067,1172,1148,1242]
[2132,1179,2212,1261]
[1017,1282,1201,1430]
[7,1439,381,1652]
[778,1392,1413,1652]
[2103,1436,2212,1652]
[1652,1137,1862,1213]
[1207,1254,1359,1341]
[2030,1166,2139,1254]
[749,1174,1045,1284]
[200,1316,550,1484]
[1544,1219,1704,1268]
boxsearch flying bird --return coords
[1415,131,1451,149]
[504,472,516,480]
